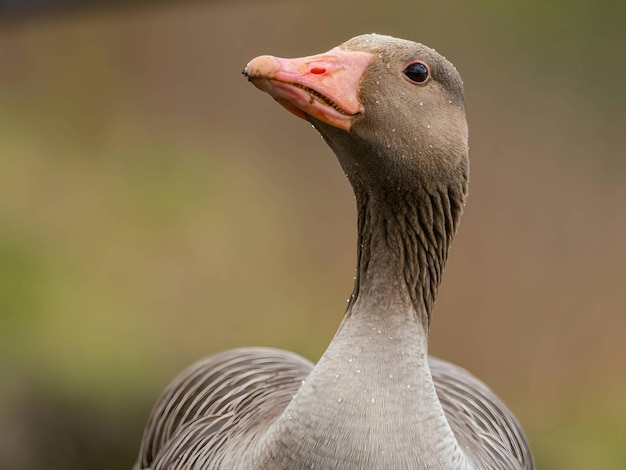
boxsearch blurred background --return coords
[0,1,625,468]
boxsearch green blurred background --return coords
[0,1,625,468]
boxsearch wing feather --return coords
[430,357,534,469]
[135,347,313,470]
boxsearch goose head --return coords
[244,33,468,203]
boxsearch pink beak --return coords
[244,47,373,131]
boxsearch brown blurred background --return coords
[0,1,624,469]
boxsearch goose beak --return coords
[243,47,373,131]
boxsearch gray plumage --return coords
[135,34,534,469]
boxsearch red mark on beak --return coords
[310,67,326,75]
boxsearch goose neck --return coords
[347,185,463,330]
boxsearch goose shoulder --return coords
[135,347,313,469]
[430,357,534,469]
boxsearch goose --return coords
[134,33,534,469]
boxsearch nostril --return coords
[310,67,326,75]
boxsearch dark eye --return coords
[402,61,429,84]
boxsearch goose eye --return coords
[402,62,429,84]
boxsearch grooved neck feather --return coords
[348,182,466,330]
